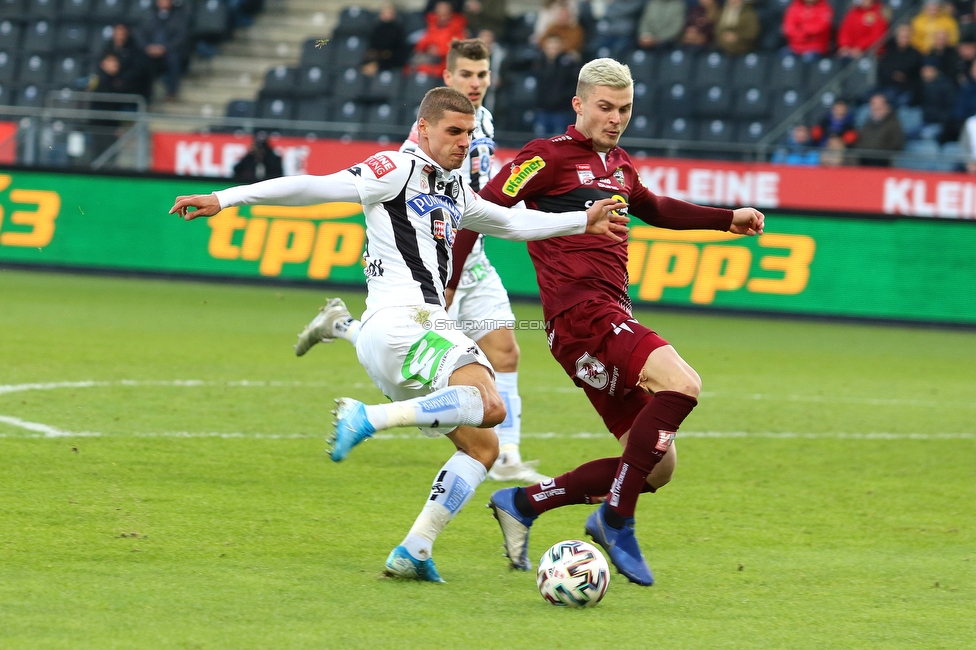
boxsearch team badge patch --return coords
[365,154,396,178]
[576,164,595,185]
[575,352,609,390]
[502,156,546,197]
[613,167,626,186]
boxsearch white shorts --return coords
[356,305,494,436]
[447,267,517,342]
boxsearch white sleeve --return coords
[214,152,410,208]
[460,186,587,241]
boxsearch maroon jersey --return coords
[479,126,734,320]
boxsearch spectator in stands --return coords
[89,53,142,96]
[952,60,976,129]
[810,99,858,147]
[960,6,976,43]
[532,34,580,136]
[233,132,283,182]
[533,0,579,45]
[854,92,906,166]
[464,0,507,36]
[135,0,189,99]
[783,0,834,60]
[362,2,409,77]
[926,29,960,81]
[589,0,645,59]
[636,0,686,50]
[772,124,821,165]
[958,112,976,172]
[877,23,924,106]
[917,59,957,140]
[101,23,151,101]
[410,0,467,76]
[425,0,464,12]
[954,39,976,87]
[910,0,959,55]
[714,0,760,56]
[836,0,889,59]
[537,2,585,56]
[681,0,720,49]
[820,134,848,166]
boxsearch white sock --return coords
[363,385,484,432]
[401,451,487,560]
[494,371,521,449]
[496,443,522,467]
[334,317,361,346]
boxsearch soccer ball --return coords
[536,540,610,607]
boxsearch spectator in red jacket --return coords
[410,0,468,76]
[837,0,889,58]
[783,0,834,60]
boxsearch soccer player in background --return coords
[456,58,765,585]
[295,39,549,483]
[169,87,628,583]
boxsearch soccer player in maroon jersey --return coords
[468,58,765,585]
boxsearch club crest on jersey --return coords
[432,218,457,246]
[364,154,396,178]
[575,352,609,390]
[502,156,545,197]
[576,164,595,185]
[613,167,626,186]
[407,193,462,225]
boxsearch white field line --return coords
[0,380,973,440]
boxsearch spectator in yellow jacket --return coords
[911,0,959,54]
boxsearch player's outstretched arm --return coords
[729,207,765,236]
[463,192,629,242]
[170,193,221,220]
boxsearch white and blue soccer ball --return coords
[536,540,610,607]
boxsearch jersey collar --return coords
[566,125,618,156]
[405,146,460,182]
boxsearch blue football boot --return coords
[488,487,536,571]
[329,398,375,462]
[585,502,654,586]
[384,545,445,583]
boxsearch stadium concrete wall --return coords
[1,169,974,326]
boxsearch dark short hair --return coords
[418,86,475,125]
[446,38,491,72]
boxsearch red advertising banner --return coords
[0,121,17,164]
[153,132,976,219]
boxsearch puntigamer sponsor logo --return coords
[502,156,546,197]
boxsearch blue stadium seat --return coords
[18,52,51,84]
[0,80,11,104]
[735,120,772,144]
[656,48,694,87]
[295,96,330,123]
[842,56,876,102]
[732,52,771,88]
[806,56,840,94]
[51,53,85,87]
[632,80,654,118]
[330,66,367,102]
[365,68,402,104]
[333,5,377,38]
[193,0,231,42]
[23,20,55,55]
[56,23,90,54]
[694,51,731,89]
[15,81,47,107]
[365,102,403,139]
[257,94,295,120]
[0,0,24,20]
[61,0,93,21]
[693,84,732,119]
[733,86,772,120]
[225,98,256,119]
[661,116,698,141]
[300,37,331,68]
[0,19,21,51]
[627,49,655,84]
[768,52,808,91]
[93,0,127,23]
[296,64,330,98]
[262,64,298,96]
[699,118,734,144]
[329,35,367,71]
[330,98,365,124]
[25,0,57,20]
[626,113,657,140]
[401,71,438,106]
[657,81,692,120]
[126,0,154,26]
[0,50,16,82]
[771,88,808,124]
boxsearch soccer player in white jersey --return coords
[296,39,546,483]
[170,87,628,583]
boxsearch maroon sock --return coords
[608,391,697,520]
[524,457,620,515]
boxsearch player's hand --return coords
[444,287,456,309]
[169,193,222,220]
[729,207,764,236]
[585,198,630,242]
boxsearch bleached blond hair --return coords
[576,58,633,100]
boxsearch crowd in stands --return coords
[308,0,976,169]
[0,0,262,108]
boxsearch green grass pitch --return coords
[1,268,974,649]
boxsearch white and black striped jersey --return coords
[402,106,494,289]
[213,146,588,323]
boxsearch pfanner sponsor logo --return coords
[407,193,462,224]
[503,156,546,197]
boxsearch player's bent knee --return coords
[480,391,507,428]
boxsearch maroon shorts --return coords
[545,300,670,438]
